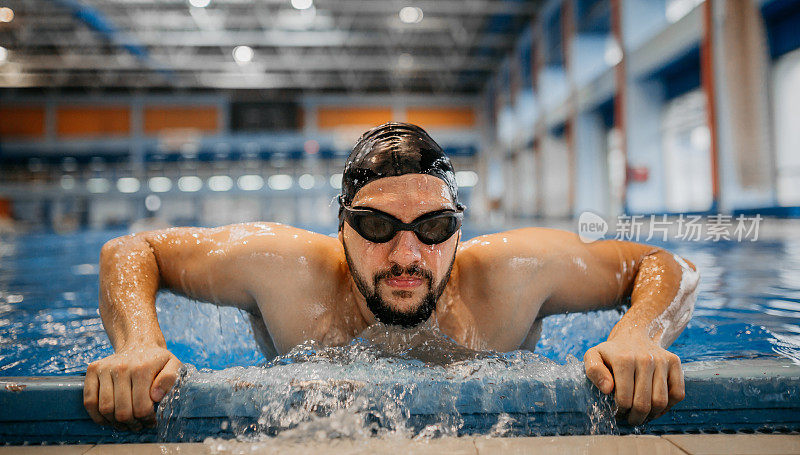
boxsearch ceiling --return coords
[0,0,538,95]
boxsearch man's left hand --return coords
[583,335,685,426]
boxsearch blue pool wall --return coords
[1,358,798,444]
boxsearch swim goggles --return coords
[341,206,463,245]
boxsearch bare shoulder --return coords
[216,223,347,294]
[456,227,578,268]
[452,228,573,349]
[133,222,344,312]
[216,222,341,262]
[454,227,649,287]
[453,228,569,297]
[141,222,342,267]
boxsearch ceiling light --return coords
[117,177,141,193]
[145,195,162,212]
[298,173,315,189]
[237,174,264,191]
[189,0,211,7]
[604,38,622,67]
[178,176,202,192]
[0,7,13,23]
[268,174,293,190]
[399,6,423,24]
[87,178,111,194]
[233,45,254,63]
[455,171,478,187]
[208,175,234,191]
[291,0,313,10]
[690,125,711,150]
[148,177,172,193]
[666,0,703,24]
[329,173,342,189]
[60,175,75,190]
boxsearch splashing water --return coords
[157,324,619,442]
[3,228,800,442]
[2,229,799,377]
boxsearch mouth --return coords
[384,275,424,289]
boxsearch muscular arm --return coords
[459,229,698,345]
[98,228,252,351]
[461,227,699,426]
[535,230,699,347]
[100,222,340,349]
[85,222,337,430]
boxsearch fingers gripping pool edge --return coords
[151,356,181,402]
[584,348,614,395]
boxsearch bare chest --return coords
[251,282,366,354]
[427,284,547,353]
[254,276,545,355]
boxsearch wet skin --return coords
[84,174,698,431]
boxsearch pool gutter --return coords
[1,358,798,444]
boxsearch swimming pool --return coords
[1,223,799,443]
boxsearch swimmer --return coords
[83,122,699,431]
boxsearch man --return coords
[83,122,699,432]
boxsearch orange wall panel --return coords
[406,107,476,129]
[57,107,131,137]
[317,107,393,129]
[144,107,219,134]
[0,107,46,139]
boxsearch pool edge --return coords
[2,358,799,444]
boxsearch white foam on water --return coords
[156,325,619,442]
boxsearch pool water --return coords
[1,225,798,376]
[157,338,620,440]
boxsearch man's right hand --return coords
[83,346,181,431]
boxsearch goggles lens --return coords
[344,206,462,245]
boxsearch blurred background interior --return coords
[0,0,798,233]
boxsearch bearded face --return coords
[339,175,460,327]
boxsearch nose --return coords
[387,230,422,267]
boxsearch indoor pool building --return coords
[1,0,799,453]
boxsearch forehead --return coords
[351,174,454,212]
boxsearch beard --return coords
[343,243,455,328]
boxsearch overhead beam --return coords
[12,14,486,31]
[4,30,518,49]
[12,0,537,16]
[0,71,488,90]
[0,0,542,93]
[13,54,497,72]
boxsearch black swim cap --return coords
[338,122,463,223]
